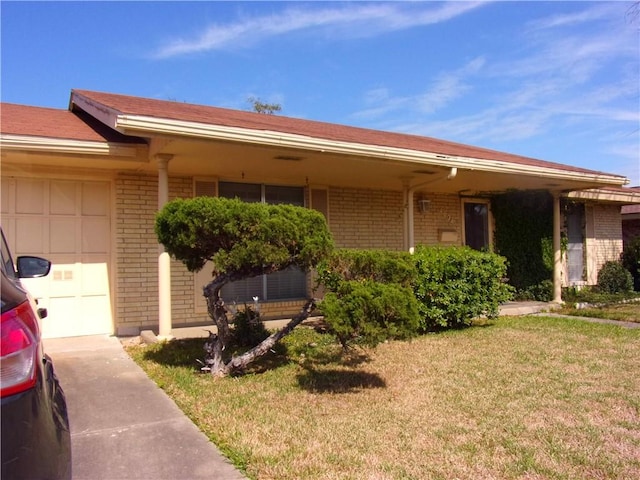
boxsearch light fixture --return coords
[418,198,431,214]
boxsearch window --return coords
[219,182,307,303]
[463,200,490,251]
[566,203,585,284]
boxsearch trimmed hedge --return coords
[317,249,420,347]
[318,247,514,342]
[597,261,633,294]
[412,246,514,330]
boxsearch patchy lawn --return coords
[560,301,640,323]
[126,316,640,480]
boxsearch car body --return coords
[1,229,71,480]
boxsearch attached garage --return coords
[1,176,114,338]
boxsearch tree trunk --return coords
[225,299,316,375]
[203,277,231,377]
[203,273,317,377]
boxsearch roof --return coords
[70,89,620,179]
[0,102,144,144]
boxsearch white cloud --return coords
[353,56,486,120]
[153,2,487,58]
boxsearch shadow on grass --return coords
[296,367,386,393]
[142,337,292,374]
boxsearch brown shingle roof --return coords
[72,89,617,178]
[1,102,144,144]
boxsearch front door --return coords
[464,200,490,251]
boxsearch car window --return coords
[1,229,18,279]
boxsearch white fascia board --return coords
[0,134,142,158]
[70,92,121,130]
[116,114,628,186]
[566,189,640,204]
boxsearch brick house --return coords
[1,89,639,338]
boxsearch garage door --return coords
[1,177,113,338]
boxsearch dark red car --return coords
[1,229,71,479]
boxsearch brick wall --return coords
[414,193,462,246]
[328,187,405,249]
[115,173,198,335]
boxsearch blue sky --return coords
[2,1,639,185]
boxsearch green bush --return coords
[317,248,417,290]
[562,286,637,306]
[230,305,270,348]
[317,249,420,347]
[516,280,554,301]
[621,236,640,291]
[597,261,633,294]
[412,246,513,330]
[320,280,420,348]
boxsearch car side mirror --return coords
[16,256,52,278]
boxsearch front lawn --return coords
[126,316,640,480]
[559,301,640,323]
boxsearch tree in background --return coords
[248,96,282,115]
[155,197,333,377]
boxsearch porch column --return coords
[157,154,173,339]
[552,192,563,304]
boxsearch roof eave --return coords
[70,90,121,131]
[116,114,629,188]
[566,188,640,204]
[0,134,143,157]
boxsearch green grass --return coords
[559,301,640,322]
[126,316,640,479]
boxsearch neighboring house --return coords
[1,89,639,338]
[621,187,640,247]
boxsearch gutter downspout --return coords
[407,167,458,252]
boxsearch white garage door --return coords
[1,177,113,338]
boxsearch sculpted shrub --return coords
[317,249,420,348]
[412,245,513,330]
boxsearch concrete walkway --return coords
[43,335,246,480]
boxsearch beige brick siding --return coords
[414,193,462,246]
[585,204,623,285]
[328,187,404,249]
[114,178,465,333]
[115,173,200,335]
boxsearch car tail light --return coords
[1,301,39,397]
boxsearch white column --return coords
[552,193,563,304]
[408,190,416,253]
[157,154,173,339]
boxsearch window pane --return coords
[217,182,307,301]
[265,185,304,206]
[266,266,307,300]
[464,202,489,251]
[222,275,263,304]
[219,182,262,202]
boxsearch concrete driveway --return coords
[44,335,246,480]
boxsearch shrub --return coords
[562,286,637,306]
[317,248,417,290]
[317,249,420,347]
[320,280,420,348]
[230,305,270,348]
[621,236,640,291]
[412,246,514,330]
[597,261,633,294]
[516,280,554,302]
